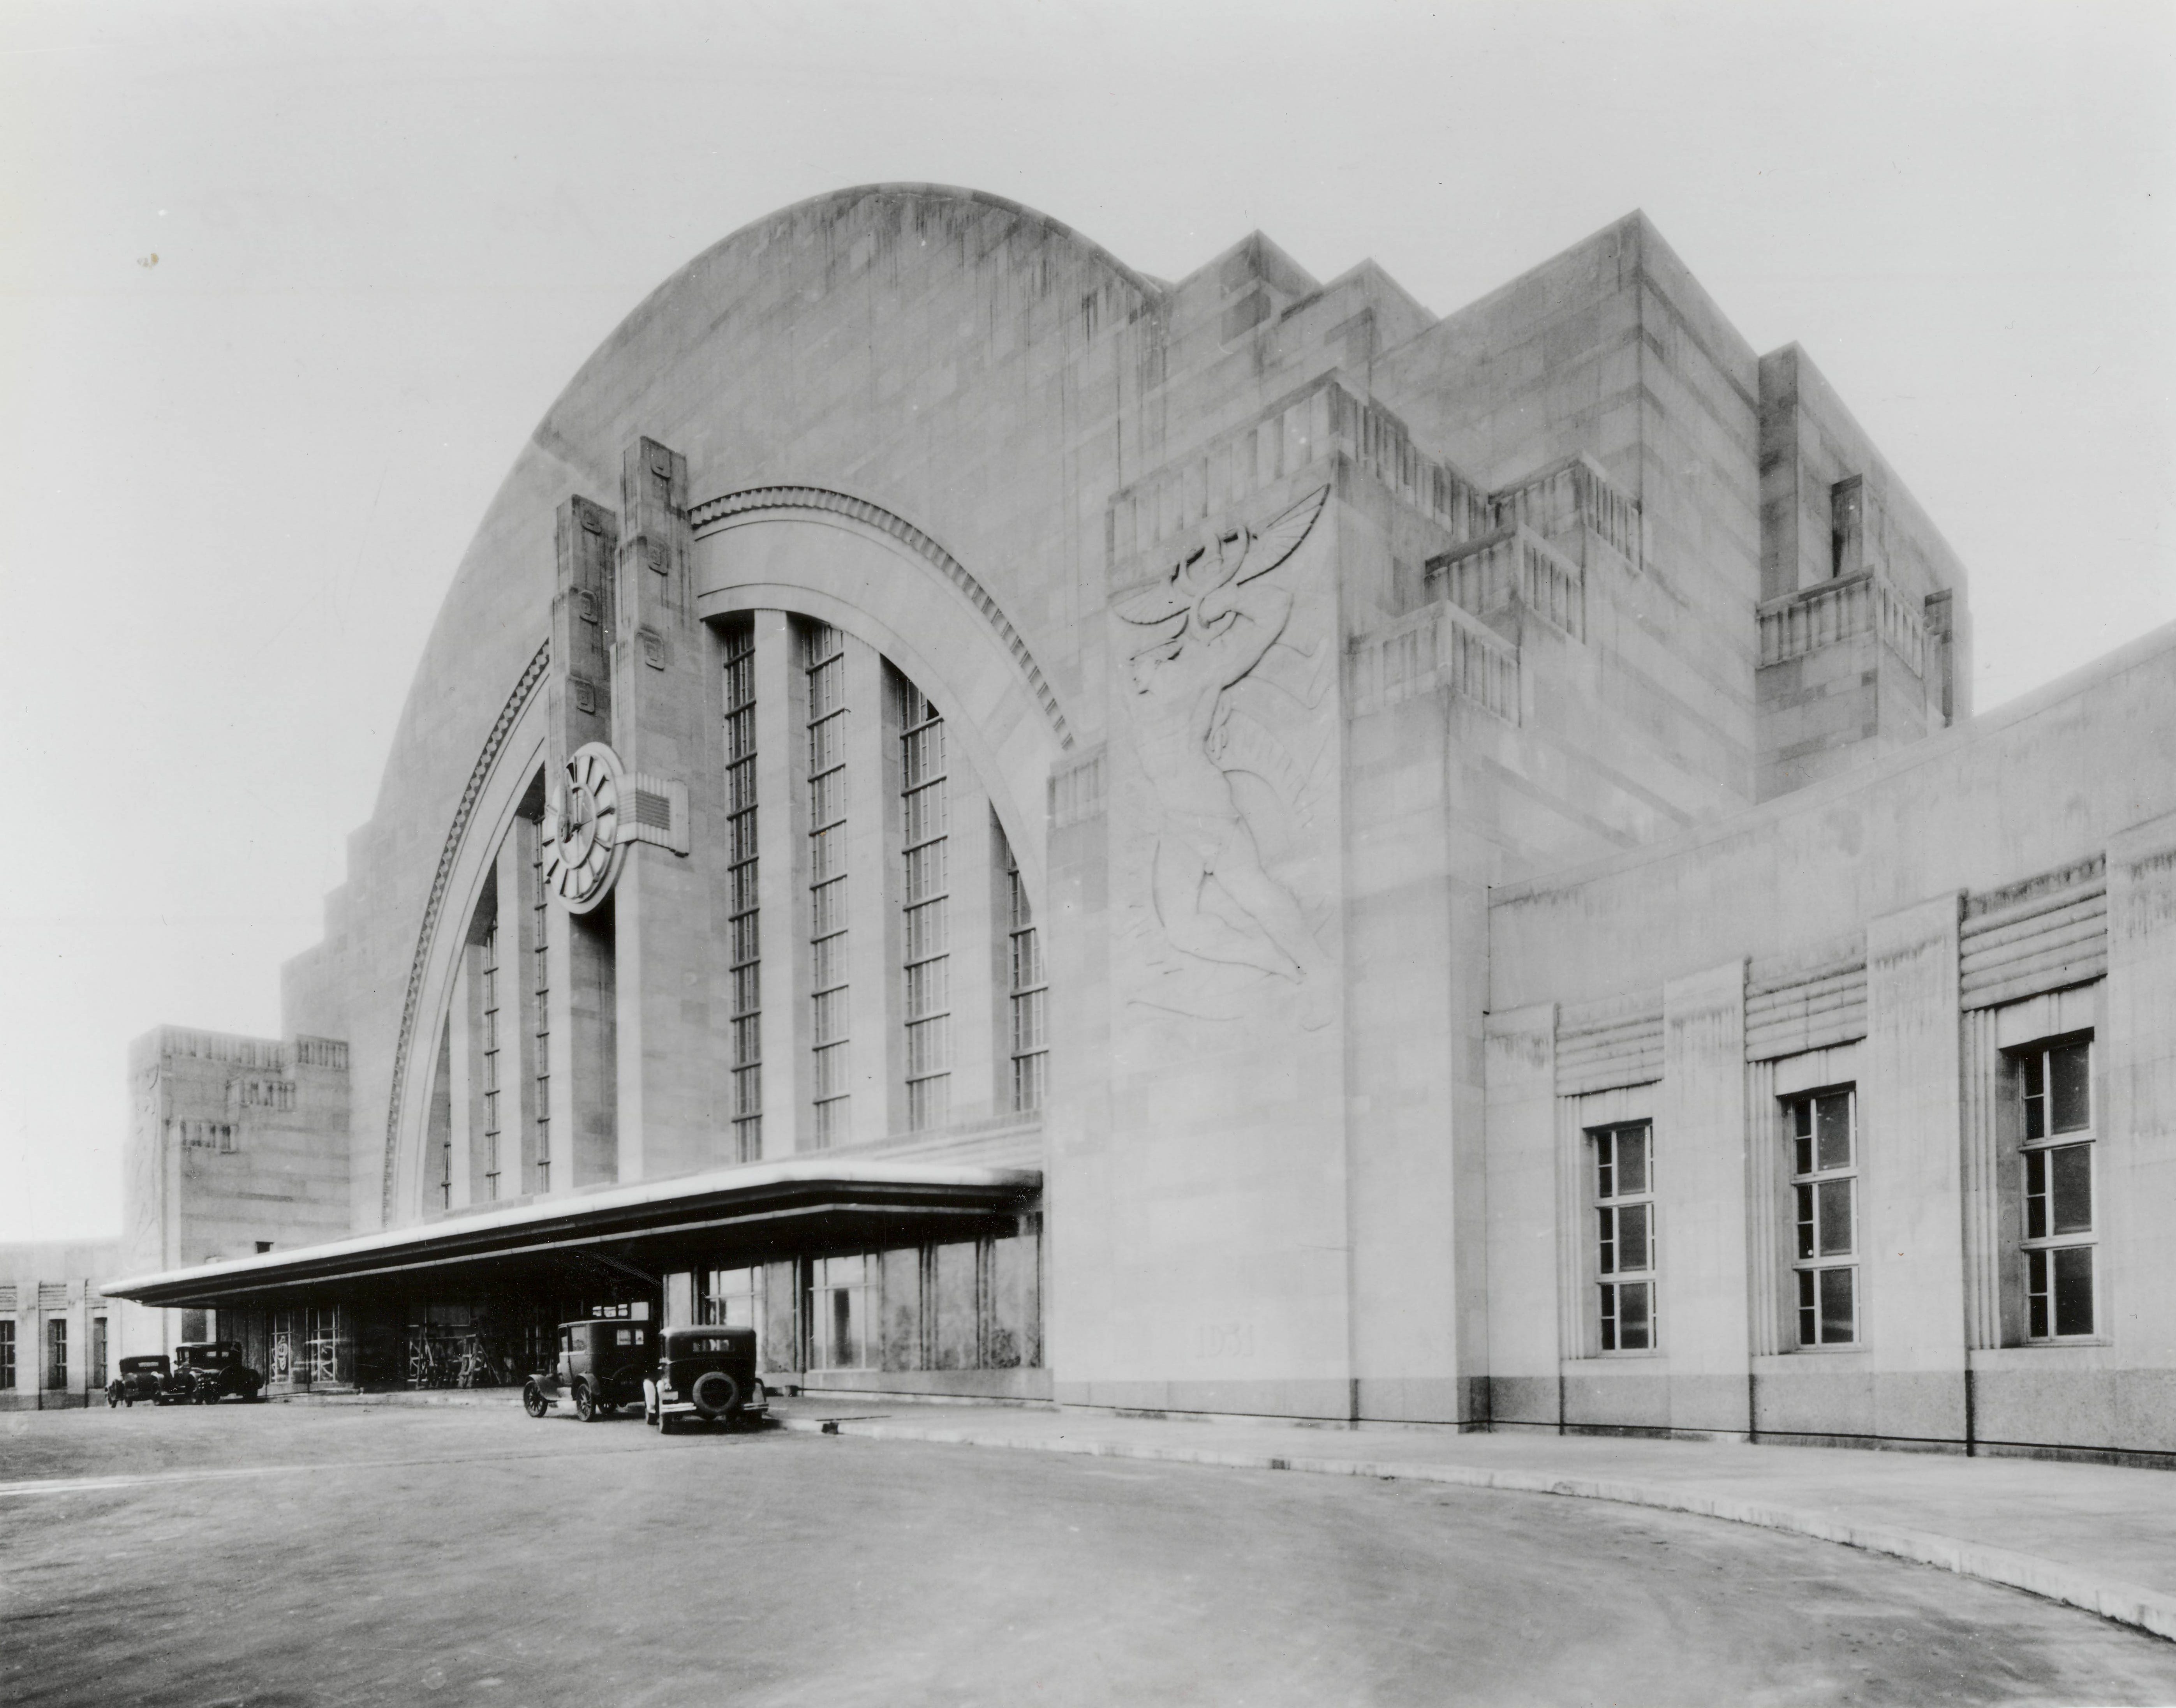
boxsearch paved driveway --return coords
[5,1401,2175,1706]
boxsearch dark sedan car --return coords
[523,1320,654,1421]
[642,1326,768,1434]
[169,1341,264,1404]
[106,1354,172,1407]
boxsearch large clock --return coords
[541,742,629,912]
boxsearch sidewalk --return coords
[772,1399,2176,1643]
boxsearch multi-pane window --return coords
[0,1320,14,1389]
[438,1026,454,1211]
[92,1316,107,1389]
[480,925,501,1201]
[900,679,950,1132]
[700,1266,765,1329]
[1004,829,1047,1114]
[2019,1036,2095,1340]
[530,825,550,1193]
[44,1317,66,1389]
[806,623,851,1146]
[724,619,762,1163]
[1788,1087,1858,1346]
[1592,1122,1656,1352]
[806,1253,872,1369]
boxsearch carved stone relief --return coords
[1111,484,1337,1030]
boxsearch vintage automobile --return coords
[522,1319,654,1421]
[641,1325,769,1435]
[105,1354,172,1407]
[169,1341,264,1404]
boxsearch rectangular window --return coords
[530,821,551,1194]
[1591,1121,1656,1352]
[480,925,501,1201]
[44,1317,66,1389]
[700,1265,767,1368]
[899,678,950,1132]
[92,1317,107,1389]
[723,618,761,1163]
[2018,1036,2095,1340]
[1787,1086,1858,1346]
[0,1320,14,1389]
[1003,828,1048,1114]
[805,623,849,1146]
[806,1253,872,1369]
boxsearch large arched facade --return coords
[109,191,2176,1461]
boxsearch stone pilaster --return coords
[1482,1003,1559,1425]
[495,828,537,1197]
[1863,894,1966,1441]
[1658,960,1749,1433]
[2106,813,2176,1373]
[545,496,619,1192]
[946,781,1002,1125]
[610,437,734,1184]
[751,610,803,1160]
[842,636,898,1144]
[447,945,480,1210]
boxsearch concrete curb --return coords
[781,1415,2176,1645]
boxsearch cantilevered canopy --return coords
[103,1159,1041,1309]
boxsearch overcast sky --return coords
[2,0,2171,1243]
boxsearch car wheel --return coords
[522,1380,550,1419]
[690,1370,739,1419]
[573,1382,597,1422]
[658,1412,676,1436]
[106,1384,121,1408]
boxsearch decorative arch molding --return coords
[380,639,551,1224]
[689,485,1074,752]
[692,529,1064,915]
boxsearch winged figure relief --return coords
[1116,483,1330,989]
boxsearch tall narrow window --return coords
[900,677,950,1131]
[724,619,762,1162]
[438,1024,454,1211]
[806,623,851,1146]
[91,1316,107,1389]
[530,826,551,1194]
[0,1320,14,1389]
[2019,1035,2095,1339]
[1004,830,1047,1114]
[44,1317,66,1389]
[1592,1122,1656,1352]
[806,1254,871,1370]
[1830,475,1863,580]
[1787,1087,1857,1346]
[480,925,501,1201]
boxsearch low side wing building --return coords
[103,186,2176,1459]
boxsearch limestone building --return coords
[107,186,2176,1459]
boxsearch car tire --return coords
[573,1382,597,1422]
[690,1370,739,1419]
[658,1412,677,1436]
[106,1385,121,1408]
[522,1380,550,1419]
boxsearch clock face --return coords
[541,742,627,912]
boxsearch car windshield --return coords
[192,1348,233,1366]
